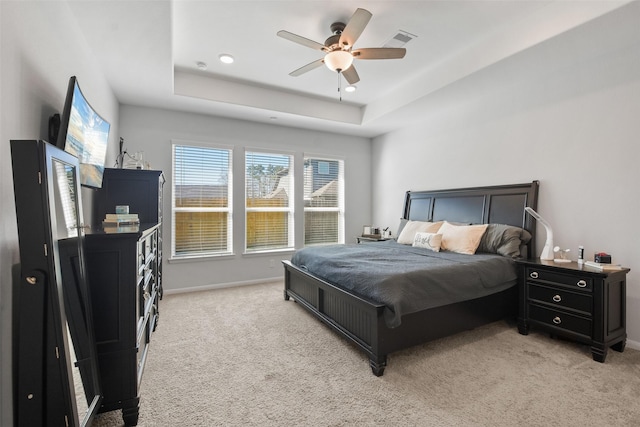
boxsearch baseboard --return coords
[627,338,640,351]
[163,276,283,295]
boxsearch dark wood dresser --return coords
[85,168,164,426]
[516,258,628,362]
[93,168,165,296]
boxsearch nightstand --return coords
[356,236,392,243]
[516,259,629,362]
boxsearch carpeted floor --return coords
[92,281,640,426]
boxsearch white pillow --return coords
[412,232,443,252]
[438,221,488,255]
[396,220,443,245]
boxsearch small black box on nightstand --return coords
[595,253,612,263]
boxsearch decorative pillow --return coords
[396,220,443,245]
[477,224,532,258]
[412,232,442,252]
[438,221,488,255]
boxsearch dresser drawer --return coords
[525,267,593,292]
[528,284,592,314]
[528,304,592,337]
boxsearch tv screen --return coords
[57,76,110,188]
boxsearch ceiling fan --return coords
[277,8,406,85]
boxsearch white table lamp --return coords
[525,207,554,261]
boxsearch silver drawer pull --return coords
[552,295,562,303]
[577,280,587,288]
[530,271,539,279]
[552,316,562,325]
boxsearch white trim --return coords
[302,152,346,162]
[163,276,283,295]
[171,142,234,258]
[244,149,295,251]
[168,252,235,263]
[171,138,235,151]
[627,338,640,351]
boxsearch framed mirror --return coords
[11,140,102,426]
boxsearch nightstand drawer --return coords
[525,268,593,292]
[529,304,592,337]
[528,284,592,314]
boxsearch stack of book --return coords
[584,260,623,271]
[103,213,140,232]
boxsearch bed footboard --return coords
[283,260,518,376]
[283,260,389,376]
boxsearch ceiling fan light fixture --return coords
[344,85,357,93]
[324,50,353,72]
[219,54,234,64]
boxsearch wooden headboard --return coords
[402,181,539,257]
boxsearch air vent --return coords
[383,30,417,48]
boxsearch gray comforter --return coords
[290,240,517,328]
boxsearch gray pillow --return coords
[396,218,409,238]
[478,224,532,258]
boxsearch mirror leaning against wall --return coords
[11,140,102,426]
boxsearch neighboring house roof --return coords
[310,180,337,199]
[265,186,288,199]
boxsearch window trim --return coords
[302,154,345,246]
[170,140,234,260]
[244,149,295,254]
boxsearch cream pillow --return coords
[439,221,488,255]
[412,232,443,252]
[397,221,443,245]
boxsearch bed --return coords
[282,181,539,376]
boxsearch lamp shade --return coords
[524,207,554,261]
[324,51,353,72]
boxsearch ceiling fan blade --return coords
[342,65,360,85]
[339,8,372,48]
[289,58,325,77]
[352,47,406,60]
[277,30,327,51]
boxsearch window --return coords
[303,157,344,246]
[245,151,293,252]
[172,143,232,258]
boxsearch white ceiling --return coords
[67,0,630,138]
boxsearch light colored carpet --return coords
[92,281,640,426]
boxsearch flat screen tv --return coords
[57,76,110,188]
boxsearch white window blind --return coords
[303,157,344,246]
[245,151,293,252]
[172,144,232,258]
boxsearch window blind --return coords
[303,158,344,246]
[245,151,293,252]
[172,144,232,257]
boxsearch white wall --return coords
[372,3,640,347]
[0,2,119,424]
[118,105,371,292]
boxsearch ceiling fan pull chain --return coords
[338,73,342,101]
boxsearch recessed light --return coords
[344,85,357,93]
[219,54,234,64]
[196,61,208,70]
